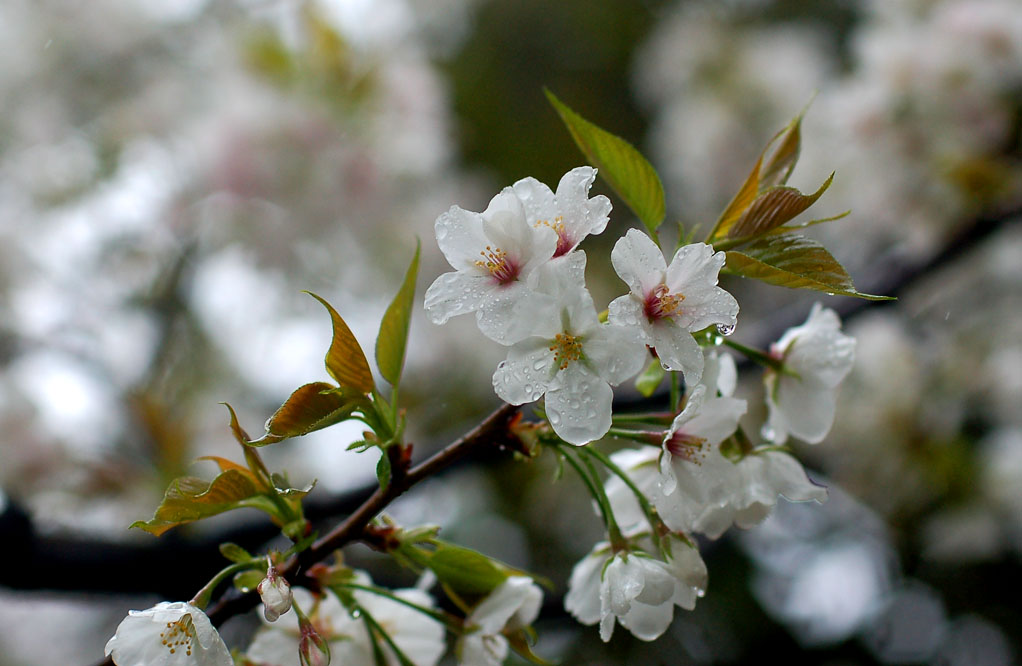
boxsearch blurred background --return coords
[0,0,1020,663]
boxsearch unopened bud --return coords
[257,565,293,622]
[298,620,331,666]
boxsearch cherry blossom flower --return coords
[608,229,739,386]
[763,302,856,444]
[424,188,557,345]
[510,166,611,257]
[565,537,707,642]
[457,576,543,666]
[491,252,646,445]
[247,579,445,666]
[104,601,232,666]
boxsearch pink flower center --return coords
[160,614,198,657]
[475,245,520,285]
[665,430,707,463]
[536,216,574,257]
[644,284,685,320]
[548,332,583,370]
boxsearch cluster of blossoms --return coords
[426,167,857,644]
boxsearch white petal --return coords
[664,243,724,295]
[787,325,856,388]
[619,600,675,642]
[677,284,739,333]
[683,396,747,446]
[435,205,489,271]
[458,633,507,666]
[511,176,557,224]
[611,228,667,297]
[607,294,649,336]
[475,281,547,345]
[605,448,661,530]
[246,626,299,665]
[649,320,704,383]
[775,376,837,444]
[565,548,609,625]
[105,602,233,666]
[556,166,611,245]
[545,364,613,445]
[703,350,737,397]
[470,577,541,635]
[423,271,489,326]
[492,339,556,405]
[584,324,647,385]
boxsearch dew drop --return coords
[760,424,776,442]
[435,225,449,240]
[549,413,561,426]
[713,336,723,346]
[716,323,735,337]
[523,384,532,395]
[532,358,547,371]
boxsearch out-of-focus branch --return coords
[91,402,520,666]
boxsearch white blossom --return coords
[608,229,739,386]
[258,564,294,622]
[763,302,856,444]
[565,537,707,643]
[424,188,557,345]
[510,166,611,258]
[104,601,232,666]
[492,252,646,445]
[458,576,543,666]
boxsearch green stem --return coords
[611,412,674,426]
[333,582,455,628]
[607,427,659,444]
[723,339,785,372]
[190,561,260,609]
[585,446,663,550]
[576,447,624,547]
[558,445,621,545]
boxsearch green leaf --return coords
[220,542,253,563]
[222,402,252,446]
[306,292,375,393]
[709,155,762,241]
[253,382,355,445]
[725,235,893,300]
[545,89,665,235]
[759,113,803,190]
[233,569,265,593]
[376,242,420,387]
[131,469,268,536]
[376,450,392,492]
[427,543,507,596]
[727,174,834,239]
[635,358,665,398]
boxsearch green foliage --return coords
[376,451,392,492]
[727,173,834,239]
[306,292,375,394]
[725,235,893,300]
[427,543,508,596]
[250,382,356,445]
[131,468,271,536]
[376,242,420,387]
[634,358,665,398]
[219,542,253,563]
[233,569,265,593]
[546,89,666,235]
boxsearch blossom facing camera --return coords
[763,302,856,444]
[491,252,646,445]
[424,187,557,345]
[104,601,232,666]
[511,166,611,257]
[258,565,293,622]
[609,229,739,386]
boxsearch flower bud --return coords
[257,565,293,622]
[298,619,331,666]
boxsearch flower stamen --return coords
[535,215,573,257]
[665,431,708,464]
[548,332,584,370]
[160,614,198,657]
[475,245,519,284]
[644,284,685,320]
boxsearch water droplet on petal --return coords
[716,323,735,337]
[761,424,776,442]
[549,413,561,426]
[532,358,546,371]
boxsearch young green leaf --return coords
[427,543,508,596]
[635,358,665,398]
[545,89,665,235]
[759,113,803,190]
[219,542,253,563]
[725,235,893,300]
[306,292,375,393]
[376,242,420,387]
[253,382,355,445]
[376,451,392,493]
[131,469,271,536]
[709,155,762,241]
[727,173,834,239]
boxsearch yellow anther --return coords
[551,332,584,370]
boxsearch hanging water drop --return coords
[760,423,776,442]
[716,322,735,337]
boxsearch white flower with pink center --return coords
[764,302,856,444]
[608,229,739,386]
[104,601,232,666]
[424,188,557,345]
[492,252,646,445]
[511,166,611,258]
